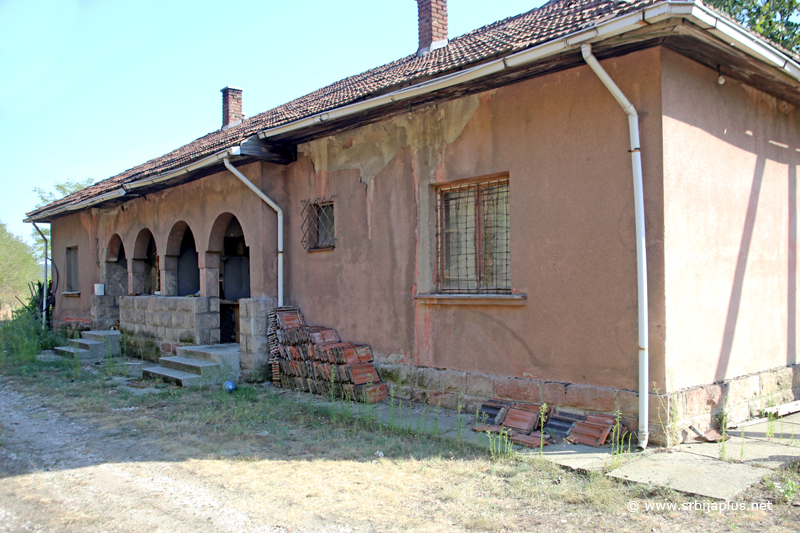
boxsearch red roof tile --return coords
[33,0,778,220]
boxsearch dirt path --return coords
[0,380,295,533]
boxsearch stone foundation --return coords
[119,296,220,361]
[90,294,119,330]
[238,297,277,381]
[374,362,800,447]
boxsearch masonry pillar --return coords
[128,258,144,295]
[200,251,220,297]
[161,254,178,296]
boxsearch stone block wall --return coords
[90,295,119,330]
[238,297,277,380]
[374,362,800,447]
[119,296,220,361]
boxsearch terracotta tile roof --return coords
[27,0,664,219]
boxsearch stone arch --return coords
[163,221,200,296]
[207,212,236,254]
[131,228,159,295]
[207,213,250,344]
[106,233,124,262]
[104,234,128,296]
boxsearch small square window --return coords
[66,246,80,292]
[436,178,510,293]
[301,197,335,250]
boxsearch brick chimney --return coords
[221,86,243,129]
[417,0,448,56]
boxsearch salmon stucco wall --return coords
[284,47,667,393]
[662,49,800,391]
[51,210,98,325]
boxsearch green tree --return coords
[706,0,800,53]
[0,222,41,318]
[30,178,94,260]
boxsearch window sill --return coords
[414,294,527,306]
[62,291,81,298]
[308,246,335,253]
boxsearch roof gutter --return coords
[122,147,242,192]
[257,1,799,142]
[24,188,127,223]
[25,147,242,223]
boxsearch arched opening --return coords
[165,221,200,297]
[177,229,200,296]
[132,229,159,295]
[208,213,250,343]
[105,234,128,296]
[221,217,250,302]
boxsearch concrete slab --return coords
[525,442,641,472]
[783,412,800,424]
[607,451,770,500]
[681,438,800,469]
[737,419,800,441]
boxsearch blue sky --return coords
[0,0,547,243]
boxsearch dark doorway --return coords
[220,217,250,343]
[143,235,159,295]
[105,241,127,296]
[177,229,200,296]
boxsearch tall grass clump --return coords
[0,288,64,364]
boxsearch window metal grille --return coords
[66,246,79,292]
[301,197,336,250]
[436,179,510,293]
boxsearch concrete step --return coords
[175,344,240,379]
[81,330,121,356]
[142,365,202,387]
[160,356,221,376]
[54,346,98,361]
[69,338,105,359]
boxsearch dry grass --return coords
[1,357,799,532]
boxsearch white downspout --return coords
[222,157,284,307]
[581,43,649,449]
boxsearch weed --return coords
[389,384,396,429]
[653,375,680,448]
[608,410,626,469]
[765,468,800,504]
[416,399,429,435]
[719,412,728,461]
[766,411,776,440]
[433,401,441,437]
[456,395,465,444]
[398,394,404,430]
[487,429,514,461]
[740,429,745,461]
[538,403,547,456]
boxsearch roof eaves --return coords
[27,1,800,222]
[25,146,243,223]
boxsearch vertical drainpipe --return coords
[581,44,649,449]
[32,222,48,331]
[223,157,284,307]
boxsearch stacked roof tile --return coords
[28,0,663,220]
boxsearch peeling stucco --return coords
[304,94,481,184]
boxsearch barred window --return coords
[66,246,80,292]
[301,198,335,250]
[436,179,510,293]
